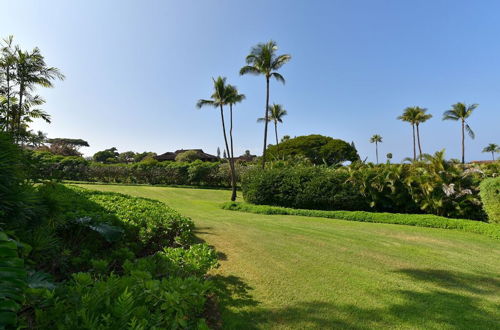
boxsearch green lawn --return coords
[77,184,500,329]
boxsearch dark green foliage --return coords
[241,166,366,210]
[93,147,119,163]
[0,231,27,329]
[0,133,37,228]
[242,152,491,220]
[28,150,247,187]
[480,177,500,223]
[221,202,500,240]
[35,271,212,329]
[266,134,360,165]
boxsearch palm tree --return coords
[257,103,287,147]
[14,47,64,142]
[226,85,246,166]
[240,40,291,168]
[197,77,238,201]
[482,143,499,161]
[369,134,383,164]
[415,108,432,157]
[442,102,478,164]
[1,36,16,133]
[397,107,420,161]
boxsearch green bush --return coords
[480,177,500,223]
[242,151,489,220]
[221,202,500,240]
[35,271,212,329]
[0,231,27,329]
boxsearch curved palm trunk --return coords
[219,104,236,201]
[229,104,237,201]
[412,124,416,161]
[375,142,379,164]
[461,120,465,164]
[262,76,270,169]
[416,124,422,159]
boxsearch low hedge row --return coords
[480,177,500,223]
[221,202,500,240]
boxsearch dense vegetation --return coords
[242,151,500,221]
[27,150,251,187]
[480,177,500,223]
[0,133,219,329]
[221,202,500,240]
[265,134,360,165]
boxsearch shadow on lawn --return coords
[213,268,499,329]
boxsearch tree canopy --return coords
[266,134,360,165]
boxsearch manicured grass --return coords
[221,202,500,240]
[77,184,500,329]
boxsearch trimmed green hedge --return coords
[221,202,500,240]
[480,177,500,223]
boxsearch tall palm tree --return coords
[14,47,64,142]
[482,143,499,161]
[369,134,383,164]
[1,36,16,133]
[197,77,238,201]
[257,103,287,147]
[442,102,478,164]
[240,40,291,168]
[415,107,432,157]
[226,85,246,166]
[397,107,420,161]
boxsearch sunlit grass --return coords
[77,184,500,329]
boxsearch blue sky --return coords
[2,0,499,161]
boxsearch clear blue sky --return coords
[2,0,499,161]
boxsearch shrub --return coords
[242,151,489,220]
[242,166,367,211]
[480,177,500,223]
[35,271,212,329]
[221,202,500,240]
[176,150,203,162]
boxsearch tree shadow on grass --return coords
[212,268,500,329]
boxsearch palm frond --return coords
[270,72,285,84]
[239,65,261,76]
[465,123,475,139]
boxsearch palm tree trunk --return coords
[5,66,10,133]
[416,124,422,159]
[229,104,237,201]
[492,151,495,161]
[219,104,236,201]
[412,124,416,161]
[461,120,465,164]
[16,81,24,143]
[375,142,379,164]
[274,121,279,146]
[262,76,270,169]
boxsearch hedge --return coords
[221,202,500,240]
[480,177,500,223]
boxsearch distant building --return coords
[154,149,218,162]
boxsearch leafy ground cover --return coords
[221,202,500,240]
[78,184,500,329]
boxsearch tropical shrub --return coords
[0,133,37,228]
[0,231,27,329]
[242,151,492,220]
[480,177,500,223]
[35,271,212,329]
